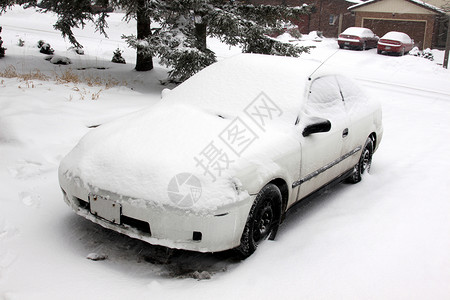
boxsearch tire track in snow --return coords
[356,78,450,101]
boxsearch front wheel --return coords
[237,184,282,258]
[347,137,374,183]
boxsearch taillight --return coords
[340,34,360,40]
[380,39,401,45]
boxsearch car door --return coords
[336,75,371,172]
[365,29,377,48]
[295,75,350,201]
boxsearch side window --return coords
[329,15,338,25]
[303,76,347,129]
[335,75,367,113]
[306,75,344,119]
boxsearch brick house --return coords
[247,0,362,37]
[348,0,448,49]
[304,0,362,37]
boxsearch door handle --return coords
[342,128,349,138]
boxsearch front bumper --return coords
[59,174,254,253]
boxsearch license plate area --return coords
[89,194,121,224]
[385,46,391,50]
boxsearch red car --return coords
[338,27,379,50]
[377,31,415,56]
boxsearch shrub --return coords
[37,40,45,48]
[111,48,126,64]
[409,47,434,61]
[68,46,84,55]
[40,43,54,55]
[45,55,72,65]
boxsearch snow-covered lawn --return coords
[1,6,450,300]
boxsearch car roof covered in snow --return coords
[341,27,374,37]
[163,54,322,121]
[381,31,412,43]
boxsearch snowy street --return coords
[1,6,450,300]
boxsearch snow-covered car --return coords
[58,54,383,257]
[377,31,414,56]
[338,27,379,50]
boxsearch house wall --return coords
[308,0,356,36]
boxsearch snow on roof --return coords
[348,0,445,13]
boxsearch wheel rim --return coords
[253,200,274,242]
[361,148,371,174]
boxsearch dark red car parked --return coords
[338,27,379,50]
[377,31,415,56]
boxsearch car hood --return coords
[59,102,300,212]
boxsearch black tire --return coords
[377,49,382,54]
[339,44,344,49]
[237,183,282,258]
[347,137,374,184]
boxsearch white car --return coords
[59,54,383,257]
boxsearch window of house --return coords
[329,15,338,26]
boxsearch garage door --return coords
[363,19,426,49]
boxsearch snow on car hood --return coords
[59,54,319,212]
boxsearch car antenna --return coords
[308,49,340,81]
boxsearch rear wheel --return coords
[347,137,374,184]
[362,42,367,51]
[377,49,382,54]
[237,184,281,258]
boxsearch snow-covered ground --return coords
[1,6,450,300]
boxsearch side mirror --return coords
[302,119,331,137]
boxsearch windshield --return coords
[163,54,320,123]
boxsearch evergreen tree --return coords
[1,1,313,80]
[111,48,126,63]
[23,0,155,71]
[125,1,313,82]
[0,26,5,58]
[0,0,15,12]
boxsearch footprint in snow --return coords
[18,191,40,208]
[8,160,52,179]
